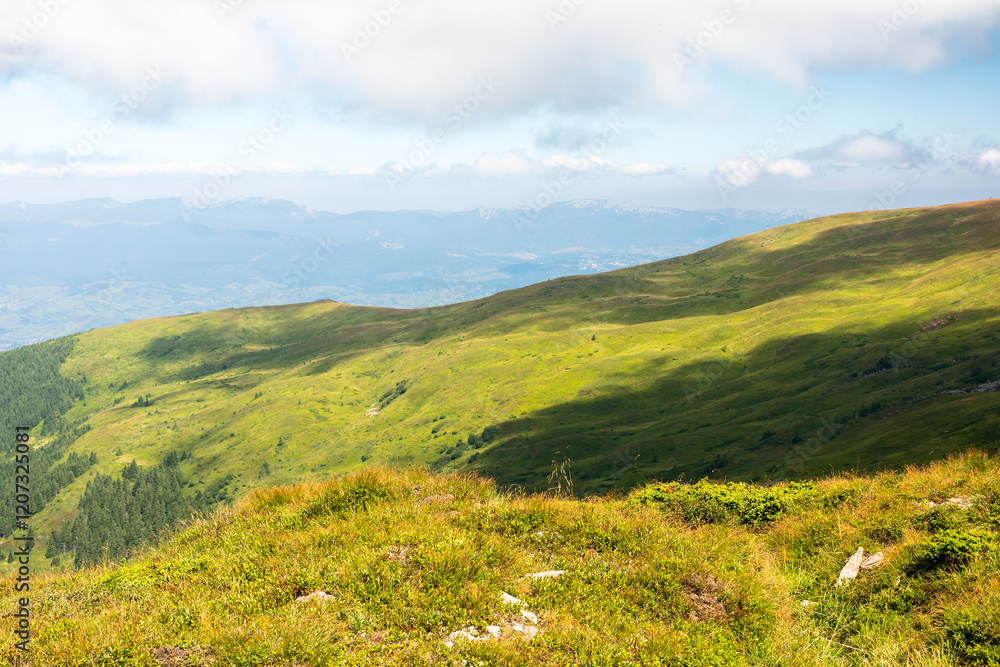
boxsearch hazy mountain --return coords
[0,197,811,350]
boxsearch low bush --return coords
[631,480,815,526]
[908,528,995,571]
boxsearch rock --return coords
[947,497,973,509]
[295,590,333,603]
[860,552,885,570]
[485,625,502,638]
[386,546,411,565]
[525,570,565,579]
[520,609,539,624]
[500,591,526,606]
[510,622,539,640]
[443,628,477,648]
[836,547,865,586]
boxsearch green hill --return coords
[3,199,1000,556]
[3,453,999,665]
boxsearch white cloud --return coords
[619,162,674,175]
[716,157,764,187]
[457,152,674,177]
[835,133,909,162]
[766,158,813,178]
[473,150,539,176]
[798,130,915,166]
[539,155,673,175]
[977,147,1000,174]
[2,0,998,123]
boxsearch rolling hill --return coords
[0,197,808,351]
[2,199,1000,552]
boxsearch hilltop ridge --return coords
[3,452,999,665]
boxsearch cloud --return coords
[976,147,1000,174]
[802,130,913,165]
[835,132,910,163]
[472,150,539,176]
[2,0,998,123]
[538,154,674,175]
[765,158,813,178]
[715,157,764,187]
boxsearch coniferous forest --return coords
[1,338,236,569]
[45,452,235,569]
[0,339,96,537]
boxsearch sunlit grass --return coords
[3,452,999,665]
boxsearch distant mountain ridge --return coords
[0,197,811,350]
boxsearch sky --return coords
[1,0,999,216]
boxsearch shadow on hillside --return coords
[137,307,440,383]
[467,305,1000,494]
[454,201,1000,336]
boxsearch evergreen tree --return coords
[122,459,140,481]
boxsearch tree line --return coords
[46,452,235,569]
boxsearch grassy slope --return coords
[11,200,1000,543]
[3,452,999,666]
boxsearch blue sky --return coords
[1,0,998,215]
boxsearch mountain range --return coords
[0,197,810,350]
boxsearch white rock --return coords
[510,622,539,640]
[500,591,526,606]
[520,609,539,624]
[860,552,885,570]
[295,590,333,603]
[446,629,479,644]
[485,625,502,638]
[836,547,865,587]
[525,570,565,579]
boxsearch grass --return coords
[4,199,1000,566]
[3,451,999,666]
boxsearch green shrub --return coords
[944,604,1000,666]
[819,486,861,510]
[300,475,395,518]
[908,528,995,571]
[632,480,815,526]
[918,505,970,533]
